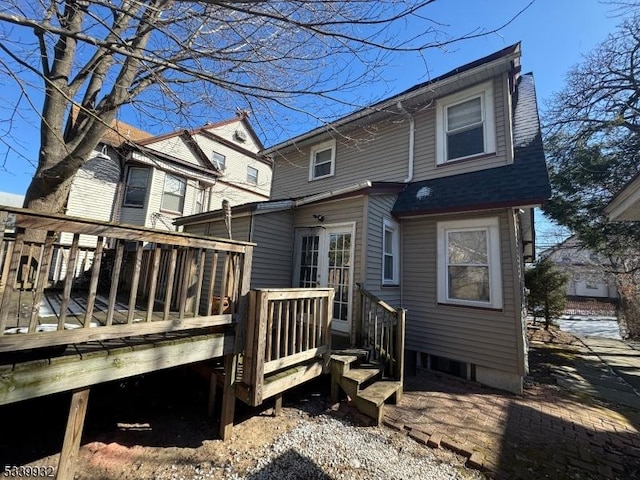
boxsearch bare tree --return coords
[543,13,640,338]
[0,0,532,214]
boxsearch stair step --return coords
[358,380,402,407]
[342,366,382,386]
[330,354,360,366]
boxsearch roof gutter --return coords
[295,181,372,207]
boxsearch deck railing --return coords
[241,288,334,405]
[0,207,253,353]
[357,284,405,382]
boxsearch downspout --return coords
[397,101,415,311]
[397,101,415,183]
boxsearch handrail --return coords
[243,288,334,405]
[357,283,405,382]
[0,207,254,353]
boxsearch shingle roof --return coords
[392,73,551,217]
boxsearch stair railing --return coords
[357,284,405,382]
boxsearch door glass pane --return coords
[328,233,351,322]
[299,234,320,288]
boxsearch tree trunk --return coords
[616,273,640,340]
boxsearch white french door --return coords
[294,225,354,333]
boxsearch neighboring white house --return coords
[541,236,618,300]
[51,112,271,282]
[63,112,272,234]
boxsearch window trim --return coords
[309,140,336,181]
[160,173,186,214]
[123,166,150,208]
[436,81,496,165]
[437,217,502,309]
[247,165,259,185]
[382,218,400,285]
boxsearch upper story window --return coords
[437,217,502,309]
[382,218,399,285]
[247,166,258,185]
[436,81,496,164]
[161,173,186,213]
[213,151,226,170]
[309,140,336,181]
[123,167,150,207]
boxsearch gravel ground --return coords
[146,408,482,480]
[235,415,478,480]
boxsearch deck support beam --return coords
[56,387,90,480]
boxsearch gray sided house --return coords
[177,43,551,394]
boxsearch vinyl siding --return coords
[208,121,262,153]
[271,73,512,200]
[62,147,121,247]
[192,132,272,203]
[363,194,401,308]
[401,209,523,375]
[183,210,294,291]
[250,211,294,289]
[271,120,409,200]
[144,136,198,166]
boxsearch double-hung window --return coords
[436,81,496,164]
[123,167,150,207]
[382,218,399,285]
[309,140,336,181]
[437,217,502,309]
[247,166,258,185]
[161,174,186,213]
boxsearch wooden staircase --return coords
[330,285,406,424]
[330,351,403,425]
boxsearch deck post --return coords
[273,393,283,416]
[395,308,406,403]
[56,387,90,480]
[219,353,236,441]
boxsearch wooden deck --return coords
[0,207,406,479]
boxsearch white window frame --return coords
[247,166,258,185]
[212,151,226,170]
[382,218,400,285]
[437,217,502,309]
[436,81,496,165]
[309,140,336,181]
[123,166,150,207]
[161,173,186,214]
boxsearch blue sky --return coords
[0,0,627,245]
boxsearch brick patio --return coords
[384,368,640,479]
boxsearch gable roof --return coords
[137,115,264,152]
[392,73,551,217]
[101,119,153,147]
[264,43,521,154]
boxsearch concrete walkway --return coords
[383,333,640,479]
